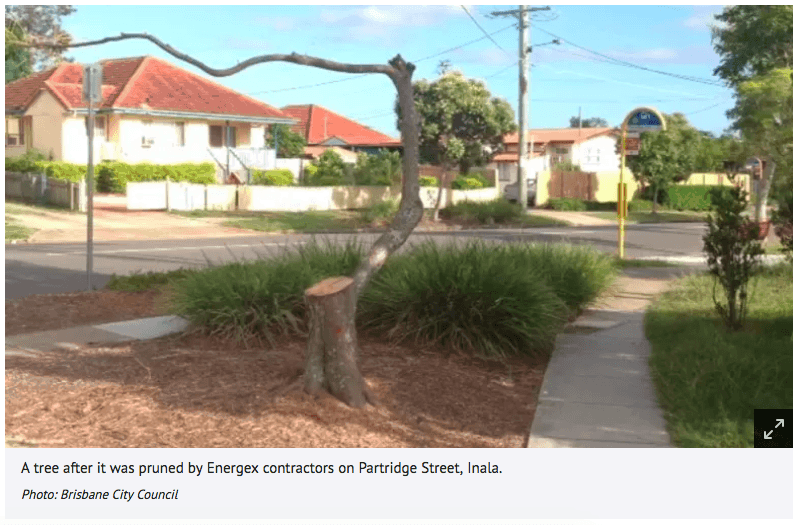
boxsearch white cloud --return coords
[683,6,725,31]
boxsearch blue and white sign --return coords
[623,106,666,133]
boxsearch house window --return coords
[209,125,223,147]
[5,117,22,146]
[175,122,185,147]
[584,147,600,164]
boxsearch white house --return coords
[5,56,297,181]
[489,127,621,184]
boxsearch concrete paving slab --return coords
[539,374,660,408]
[545,353,649,379]
[569,318,621,330]
[5,326,133,352]
[94,315,189,340]
[528,435,672,448]
[531,399,671,445]
[554,334,653,358]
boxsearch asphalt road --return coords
[5,223,708,299]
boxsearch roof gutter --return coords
[70,107,296,125]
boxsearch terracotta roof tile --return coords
[6,56,294,122]
[503,127,617,144]
[282,104,400,147]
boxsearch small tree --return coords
[353,149,402,186]
[702,185,764,331]
[569,116,608,128]
[306,149,346,186]
[267,124,306,158]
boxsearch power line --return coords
[685,101,728,115]
[460,5,514,61]
[246,23,516,95]
[533,26,728,88]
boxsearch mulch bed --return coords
[6,290,547,448]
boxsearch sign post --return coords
[618,107,666,259]
[83,63,102,290]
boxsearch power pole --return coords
[491,5,550,211]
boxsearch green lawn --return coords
[6,199,82,216]
[588,211,708,223]
[5,217,37,242]
[645,264,793,447]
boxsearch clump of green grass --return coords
[646,263,792,447]
[440,198,523,224]
[498,243,618,313]
[168,238,365,343]
[106,268,200,291]
[5,218,37,242]
[358,239,570,359]
[362,198,400,224]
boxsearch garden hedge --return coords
[668,186,736,211]
[251,169,294,186]
[96,162,217,193]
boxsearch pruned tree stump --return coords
[303,276,377,408]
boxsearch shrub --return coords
[552,161,582,172]
[450,176,484,190]
[44,162,86,183]
[363,198,400,224]
[5,149,48,173]
[583,201,617,212]
[358,240,570,359]
[466,171,492,188]
[419,175,438,187]
[440,197,522,224]
[353,150,402,186]
[628,198,656,212]
[252,169,294,186]
[636,185,670,206]
[96,162,216,192]
[547,197,587,211]
[702,186,764,331]
[668,186,735,211]
[771,192,792,263]
[305,149,346,186]
[168,238,365,343]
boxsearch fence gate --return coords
[549,170,594,200]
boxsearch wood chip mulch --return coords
[6,291,548,448]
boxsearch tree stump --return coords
[303,276,376,408]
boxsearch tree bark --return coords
[652,183,659,214]
[31,33,425,408]
[304,277,375,407]
[754,159,775,224]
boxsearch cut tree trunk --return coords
[303,276,377,408]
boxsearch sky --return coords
[58,3,736,140]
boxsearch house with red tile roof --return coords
[5,56,296,179]
[281,104,401,160]
[491,127,620,181]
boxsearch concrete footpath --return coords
[526,265,703,448]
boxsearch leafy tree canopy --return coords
[353,149,402,186]
[569,116,608,128]
[267,124,306,158]
[398,70,516,173]
[5,20,31,83]
[712,5,793,87]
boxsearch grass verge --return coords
[589,211,707,223]
[5,217,37,243]
[645,263,792,447]
[105,268,200,292]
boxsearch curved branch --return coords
[31,32,397,78]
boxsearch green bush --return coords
[552,161,582,172]
[363,198,400,223]
[636,185,670,206]
[96,162,216,192]
[583,201,617,212]
[44,162,86,183]
[359,240,572,359]
[547,197,587,211]
[168,238,617,360]
[669,185,735,211]
[168,238,365,343]
[305,149,346,186]
[419,175,438,187]
[440,197,522,224]
[5,149,49,173]
[450,176,484,190]
[466,171,492,188]
[252,169,294,186]
[353,150,401,186]
[771,192,792,263]
[628,198,656,212]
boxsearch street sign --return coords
[625,137,640,155]
[625,107,666,133]
[82,63,103,104]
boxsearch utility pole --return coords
[491,5,550,211]
[82,63,102,291]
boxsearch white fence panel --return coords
[127,181,168,210]
[167,181,206,211]
[206,185,238,211]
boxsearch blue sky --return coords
[60,4,735,140]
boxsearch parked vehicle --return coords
[503,176,536,206]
